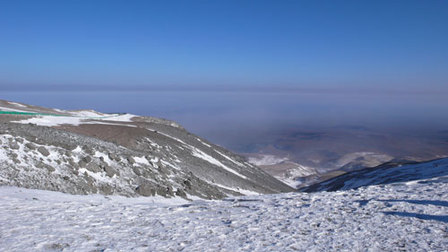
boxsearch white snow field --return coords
[1,175,447,251]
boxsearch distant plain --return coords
[4,91,448,171]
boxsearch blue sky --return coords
[1,0,447,93]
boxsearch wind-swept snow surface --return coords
[1,175,447,251]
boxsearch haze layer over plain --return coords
[4,91,448,170]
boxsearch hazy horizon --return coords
[3,91,448,165]
[2,0,448,166]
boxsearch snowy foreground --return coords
[1,177,448,251]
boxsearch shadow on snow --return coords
[383,211,448,223]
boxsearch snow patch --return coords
[99,113,135,122]
[12,113,137,127]
[248,154,288,166]
[197,138,211,148]
[212,183,260,196]
[69,110,106,117]
[94,151,113,166]
[190,147,248,180]
[12,116,83,126]
[215,150,246,167]
[133,156,150,166]
[81,121,137,128]
[0,106,31,113]
[157,131,188,145]
[156,131,249,180]
[7,102,27,108]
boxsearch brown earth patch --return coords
[58,123,150,149]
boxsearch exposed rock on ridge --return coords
[0,99,293,199]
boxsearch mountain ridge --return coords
[0,99,293,199]
[301,157,448,192]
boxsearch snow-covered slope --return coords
[0,99,293,199]
[302,158,448,192]
[1,174,447,251]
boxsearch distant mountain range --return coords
[301,158,448,192]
